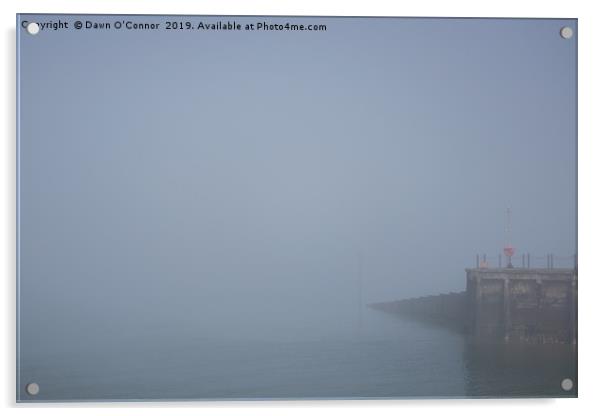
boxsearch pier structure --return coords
[466,268,577,344]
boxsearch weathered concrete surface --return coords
[466,268,577,344]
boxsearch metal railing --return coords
[475,253,577,270]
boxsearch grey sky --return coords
[18,15,576,352]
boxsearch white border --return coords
[3,1,600,414]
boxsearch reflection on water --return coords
[463,341,576,398]
[18,308,576,401]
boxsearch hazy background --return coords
[17,16,576,399]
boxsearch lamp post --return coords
[504,208,515,268]
[504,245,515,268]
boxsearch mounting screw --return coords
[26,22,40,35]
[561,378,574,391]
[25,382,40,396]
[560,26,573,39]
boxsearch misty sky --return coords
[18,16,576,352]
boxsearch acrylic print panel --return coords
[16,14,577,401]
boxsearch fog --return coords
[18,16,576,368]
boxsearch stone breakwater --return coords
[371,268,577,344]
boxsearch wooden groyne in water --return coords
[371,268,577,344]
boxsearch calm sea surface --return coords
[19,307,576,401]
